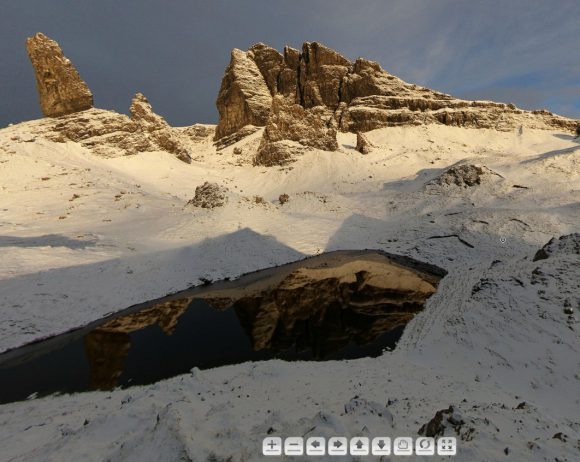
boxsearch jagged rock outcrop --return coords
[254,96,338,166]
[214,48,273,140]
[26,32,93,117]
[41,108,151,156]
[214,41,579,141]
[130,92,170,131]
[298,42,351,110]
[247,43,284,95]
[129,93,191,163]
[356,131,373,154]
[29,96,192,162]
[187,182,229,208]
[427,164,502,188]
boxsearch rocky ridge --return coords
[215,41,578,146]
[24,33,192,162]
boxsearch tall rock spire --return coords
[26,32,93,117]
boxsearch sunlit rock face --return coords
[254,96,339,166]
[26,32,93,117]
[214,40,579,143]
[202,255,442,357]
[214,48,273,140]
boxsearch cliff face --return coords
[26,32,93,117]
[214,41,578,141]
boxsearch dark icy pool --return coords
[0,250,445,403]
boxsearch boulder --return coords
[214,48,273,140]
[356,131,373,154]
[427,164,502,188]
[26,32,93,117]
[418,406,465,437]
[187,182,229,209]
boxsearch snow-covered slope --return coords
[0,119,578,461]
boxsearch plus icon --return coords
[262,437,282,455]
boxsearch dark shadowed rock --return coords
[533,234,580,261]
[26,32,93,117]
[418,406,465,437]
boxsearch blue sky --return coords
[1,0,579,127]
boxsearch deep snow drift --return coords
[0,119,579,461]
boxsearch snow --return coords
[0,120,579,461]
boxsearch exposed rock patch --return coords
[427,164,502,188]
[129,93,191,163]
[178,124,215,142]
[533,233,580,261]
[214,125,260,150]
[254,96,338,166]
[418,406,467,438]
[187,182,229,209]
[26,32,93,117]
